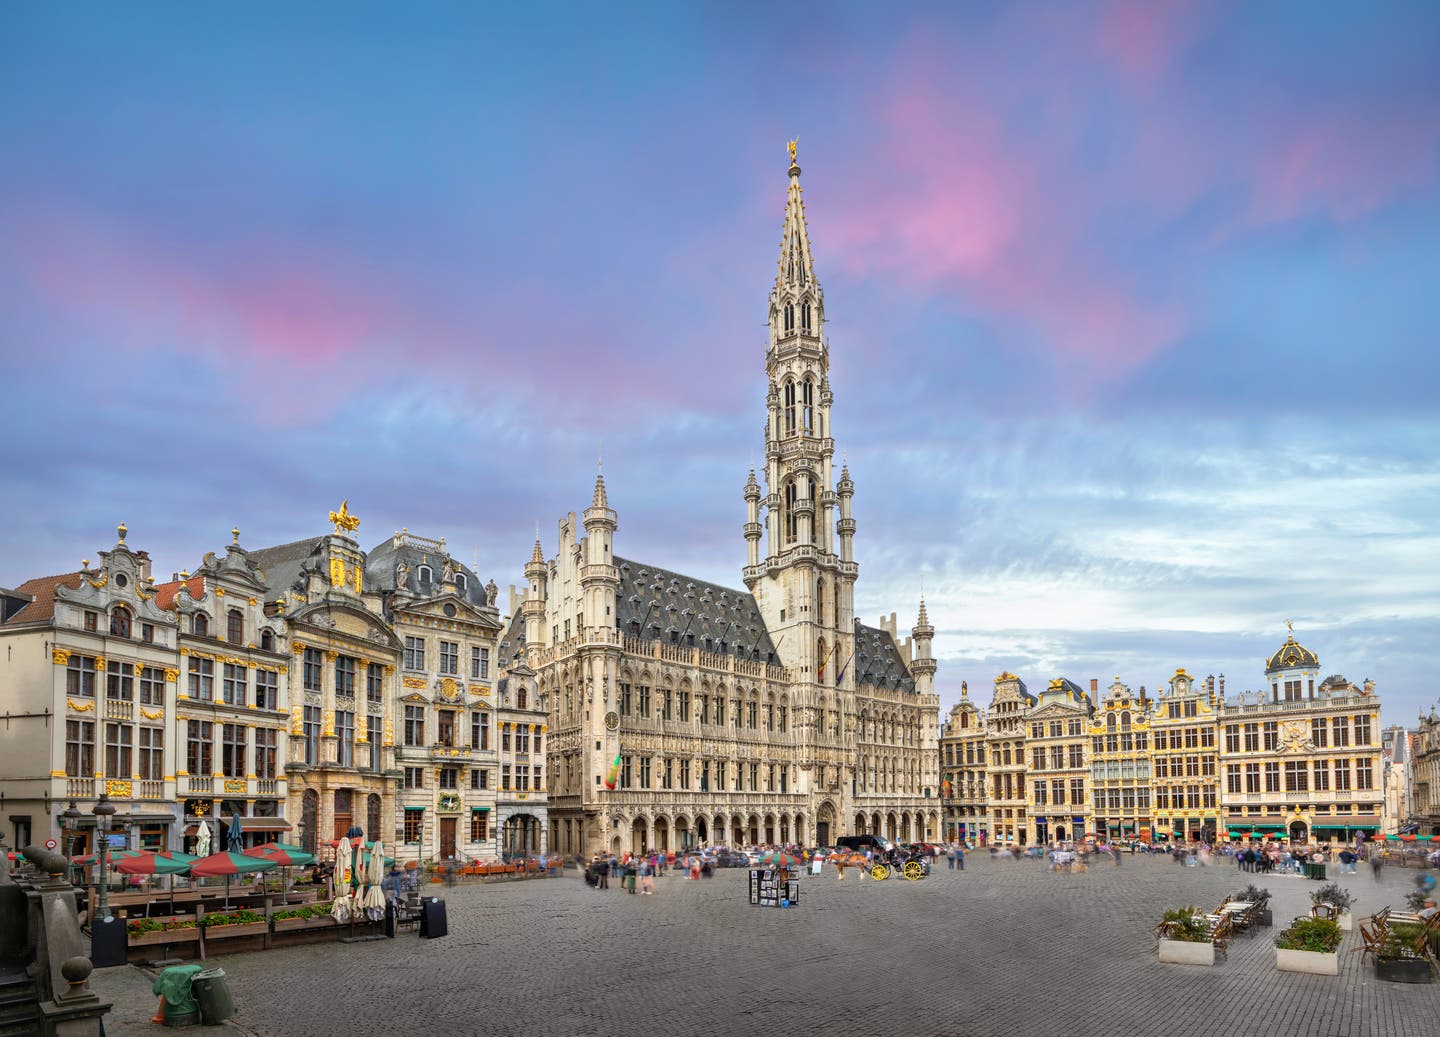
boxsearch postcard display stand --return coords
[749,869,800,908]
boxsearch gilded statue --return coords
[787,138,798,166]
[329,499,361,535]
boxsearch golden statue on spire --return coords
[787,138,798,167]
[329,500,361,535]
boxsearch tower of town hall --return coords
[498,145,942,858]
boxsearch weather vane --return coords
[787,138,798,167]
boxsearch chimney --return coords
[134,550,152,583]
[1090,678,1098,693]
[1219,674,1225,697]
[171,572,179,582]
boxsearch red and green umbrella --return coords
[71,849,146,866]
[114,852,194,876]
[189,851,276,877]
[757,851,803,869]
[243,844,315,867]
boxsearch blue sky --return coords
[2,2,1437,724]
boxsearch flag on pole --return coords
[817,642,836,679]
[604,753,622,790]
[835,648,857,683]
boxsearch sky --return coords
[2,2,1438,727]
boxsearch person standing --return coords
[947,847,956,871]
[955,845,964,871]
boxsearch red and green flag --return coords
[604,753,622,790]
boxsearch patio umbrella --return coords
[71,849,146,866]
[190,850,275,908]
[362,840,387,919]
[330,837,353,922]
[227,813,244,853]
[757,851,803,870]
[195,820,211,858]
[116,851,196,912]
[243,844,314,867]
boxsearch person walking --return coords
[947,847,955,871]
[955,844,965,871]
[639,856,654,895]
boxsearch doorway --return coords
[440,817,457,859]
[816,821,830,846]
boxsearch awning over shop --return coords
[404,806,425,812]
[470,807,491,813]
[238,818,292,832]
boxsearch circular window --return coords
[442,603,457,618]
[115,574,128,588]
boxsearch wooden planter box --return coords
[202,922,269,939]
[1158,939,1215,965]
[273,916,338,933]
[128,926,198,947]
[1376,958,1432,984]
[1276,948,1339,975]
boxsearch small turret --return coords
[522,529,548,649]
[580,464,619,635]
[743,468,763,568]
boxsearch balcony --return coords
[256,779,279,795]
[66,777,96,799]
[104,699,133,720]
[138,780,165,800]
[431,743,473,760]
[187,776,214,794]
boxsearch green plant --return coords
[200,908,263,928]
[1275,916,1342,953]
[1234,884,1270,906]
[162,918,196,932]
[1310,883,1354,913]
[1160,907,1212,943]
[1378,922,1426,961]
[1404,887,1431,911]
[273,905,325,921]
[127,918,163,935]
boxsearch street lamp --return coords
[91,793,115,922]
[60,800,82,882]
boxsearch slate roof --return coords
[365,537,491,608]
[497,606,527,670]
[1,572,84,625]
[614,556,778,660]
[851,622,916,693]
[247,537,326,601]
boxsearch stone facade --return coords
[939,683,987,842]
[1413,712,1440,836]
[509,150,941,859]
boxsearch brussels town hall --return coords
[506,147,941,857]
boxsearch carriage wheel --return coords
[903,860,923,881]
[870,864,889,881]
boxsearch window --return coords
[256,728,277,779]
[366,663,384,704]
[187,720,213,775]
[515,725,530,754]
[619,683,632,717]
[138,727,163,780]
[83,610,97,632]
[471,646,490,680]
[104,723,132,778]
[438,710,455,746]
[471,768,489,790]
[470,811,488,843]
[192,612,209,636]
[1070,778,1084,804]
[663,689,674,722]
[501,725,510,752]
[403,811,423,843]
[141,622,155,643]
[66,655,97,697]
[439,641,459,675]
[517,687,527,710]
[1034,781,1048,805]
[336,711,354,767]
[1310,718,1328,748]
[1264,761,1280,793]
[106,661,134,700]
[714,761,724,791]
[679,689,691,722]
[368,714,381,770]
[1033,749,1045,770]
[66,719,95,777]
[502,764,512,790]
[260,629,275,652]
[404,706,426,747]
[1284,760,1308,793]
[302,648,322,692]
[1312,759,1329,791]
[303,706,320,766]
[404,767,425,789]
[335,655,356,696]
[1262,722,1278,751]
[680,758,691,789]
[471,712,490,750]
[1068,745,1084,768]
[133,666,163,707]
[226,609,243,643]
[1356,758,1373,789]
[1226,765,1241,794]
[454,572,467,592]
[516,765,531,790]
[1332,716,1349,746]
[404,637,426,671]
[1243,723,1259,752]
[221,723,246,777]
[438,767,458,790]
[638,685,651,719]
[778,705,787,732]
[1245,762,1260,793]
[747,701,757,730]
[222,663,246,705]
[1354,714,1371,745]
[255,669,277,710]
[1334,760,1351,791]
[188,657,214,701]
[110,606,132,638]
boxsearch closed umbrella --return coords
[362,840,387,919]
[227,813,244,853]
[330,837,352,922]
[195,821,211,858]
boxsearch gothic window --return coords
[783,303,794,332]
[784,380,796,435]
[816,637,827,685]
[801,301,812,332]
[784,481,798,544]
[802,377,814,432]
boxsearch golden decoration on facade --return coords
[52,648,72,665]
[67,699,94,713]
[352,567,363,593]
[215,587,226,597]
[94,655,106,669]
[105,780,132,798]
[402,677,426,689]
[329,500,361,535]
[290,705,303,736]
[163,668,179,682]
[141,708,164,720]
[329,559,346,587]
[291,641,306,655]
[787,138,798,166]
[224,780,246,794]
[322,710,336,737]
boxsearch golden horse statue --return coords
[329,499,361,535]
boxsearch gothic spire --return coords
[775,139,817,294]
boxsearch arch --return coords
[783,379,797,436]
[872,812,881,837]
[1120,711,1131,730]
[630,815,649,854]
[695,816,708,845]
[1056,824,1067,842]
[815,801,836,847]
[714,814,727,845]
[110,605,132,638]
[747,814,761,846]
[886,812,898,840]
[802,376,815,432]
[653,815,670,853]
[784,302,795,333]
[366,793,381,840]
[192,611,209,636]
[1106,714,1117,731]
[226,608,243,643]
[855,812,867,834]
[732,814,746,846]
[673,814,691,849]
[801,299,812,332]
[763,813,776,845]
[778,814,791,845]
[260,628,275,652]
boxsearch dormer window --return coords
[260,629,275,652]
[227,609,243,643]
[110,606,132,638]
[454,572,467,592]
[418,565,433,584]
[192,612,209,636]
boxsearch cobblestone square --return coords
[97,855,1437,1037]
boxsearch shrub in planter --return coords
[1232,884,1273,926]
[1309,882,1355,929]
[1275,916,1342,975]
[1376,923,1433,984]
[1157,907,1216,965]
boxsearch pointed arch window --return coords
[783,380,796,435]
[783,303,794,333]
[784,481,798,545]
[802,378,814,433]
[801,301,812,332]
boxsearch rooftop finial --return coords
[231,527,240,546]
[787,137,798,170]
[117,522,128,544]
[1286,618,1294,636]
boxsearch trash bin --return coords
[419,897,447,939]
[1303,861,1327,880]
[191,968,236,1025]
[152,964,202,1027]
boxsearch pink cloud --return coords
[1095,0,1205,82]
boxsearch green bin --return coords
[152,964,202,1027]
[192,967,236,1025]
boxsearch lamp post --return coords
[60,800,82,883]
[91,793,115,922]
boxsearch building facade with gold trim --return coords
[1150,669,1221,843]
[1088,679,1154,841]
[939,683,988,843]
[1023,678,1095,846]
[982,674,1033,845]
[506,151,940,859]
[1413,711,1440,837]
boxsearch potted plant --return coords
[1309,882,1355,931]
[125,916,198,947]
[1375,922,1434,984]
[1232,884,1273,927]
[272,904,338,933]
[1157,907,1216,965]
[1275,916,1342,974]
[200,908,268,938]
